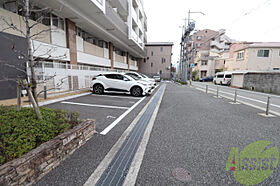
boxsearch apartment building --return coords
[138,42,173,79]
[189,29,232,78]
[0,0,147,100]
[225,42,280,72]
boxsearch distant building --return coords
[225,42,280,72]
[189,29,233,79]
[139,42,173,79]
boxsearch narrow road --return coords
[136,83,280,185]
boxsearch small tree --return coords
[0,0,64,119]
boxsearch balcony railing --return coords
[32,61,126,72]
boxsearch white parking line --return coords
[91,94,141,100]
[100,96,146,135]
[61,101,130,110]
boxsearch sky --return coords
[144,0,280,65]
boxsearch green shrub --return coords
[176,80,188,85]
[0,106,80,165]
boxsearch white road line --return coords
[61,101,130,110]
[100,96,146,135]
[194,87,280,116]
[83,86,162,186]
[123,85,166,186]
[24,92,91,107]
[92,94,141,100]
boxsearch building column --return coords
[126,52,130,71]
[65,19,78,90]
[66,19,77,65]
[109,42,114,69]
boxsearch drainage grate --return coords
[96,85,165,186]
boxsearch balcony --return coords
[130,65,138,71]
[109,0,128,18]
[114,61,128,69]
[106,3,128,35]
[132,7,138,23]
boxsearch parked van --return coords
[213,72,232,85]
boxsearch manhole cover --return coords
[172,168,192,182]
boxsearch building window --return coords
[197,36,202,40]
[196,43,201,48]
[237,51,244,60]
[3,1,17,13]
[160,47,163,52]
[162,58,166,64]
[201,60,207,65]
[147,57,149,60]
[151,51,153,56]
[144,58,146,63]
[151,62,153,67]
[160,70,162,74]
[257,50,269,57]
[52,14,65,30]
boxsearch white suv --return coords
[125,72,157,87]
[90,72,151,97]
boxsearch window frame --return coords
[257,49,270,57]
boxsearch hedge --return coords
[0,106,80,165]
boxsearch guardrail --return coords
[192,82,280,116]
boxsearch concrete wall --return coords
[243,73,280,94]
[139,45,172,79]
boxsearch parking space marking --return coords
[92,94,142,100]
[61,101,130,110]
[100,96,146,135]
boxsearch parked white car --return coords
[153,75,161,82]
[214,72,232,85]
[124,72,157,87]
[90,72,151,97]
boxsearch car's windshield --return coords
[139,73,148,78]
[126,74,141,80]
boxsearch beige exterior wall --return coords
[0,8,51,44]
[129,58,137,66]
[83,41,104,58]
[115,54,125,63]
[139,44,172,79]
[225,49,249,71]
[226,47,280,71]
[247,48,280,71]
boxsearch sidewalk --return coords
[0,88,91,106]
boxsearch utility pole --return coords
[181,10,205,82]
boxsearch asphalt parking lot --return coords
[46,92,152,133]
[36,86,159,186]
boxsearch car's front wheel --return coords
[93,84,104,94]
[131,86,143,97]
